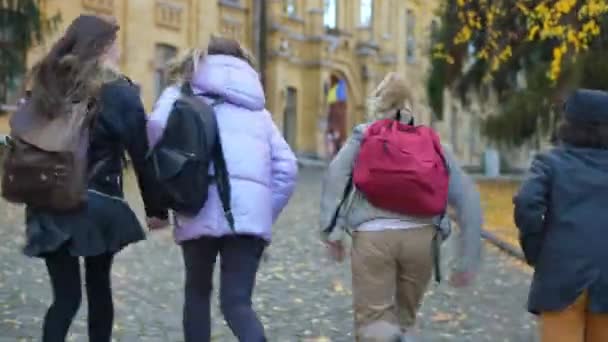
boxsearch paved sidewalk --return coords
[0,168,536,341]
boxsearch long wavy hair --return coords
[29,15,119,117]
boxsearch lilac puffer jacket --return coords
[147,55,298,242]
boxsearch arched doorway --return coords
[324,73,349,158]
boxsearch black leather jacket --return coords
[88,76,166,219]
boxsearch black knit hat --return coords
[564,89,608,124]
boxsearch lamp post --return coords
[0,9,18,104]
[253,0,267,90]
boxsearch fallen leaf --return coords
[303,337,331,342]
[332,279,345,293]
[431,312,454,322]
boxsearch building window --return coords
[324,0,338,29]
[406,9,416,63]
[360,0,373,27]
[0,75,23,106]
[430,19,439,52]
[429,19,440,54]
[154,44,177,99]
[283,87,298,148]
[285,0,297,17]
[219,0,241,7]
[155,0,183,30]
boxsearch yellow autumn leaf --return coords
[498,46,512,61]
[454,25,473,44]
[528,25,540,40]
[516,2,530,15]
[332,279,345,293]
[555,0,576,14]
[431,312,454,322]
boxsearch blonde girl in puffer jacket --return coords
[147,37,298,342]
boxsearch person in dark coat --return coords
[514,89,608,342]
[21,15,166,342]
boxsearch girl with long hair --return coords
[22,15,165,341]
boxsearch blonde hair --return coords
[167,48,205,84]
[166,35,257,85]
[367,72,414,122]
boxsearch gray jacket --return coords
[319,124,483,273]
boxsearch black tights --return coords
[43,247,114,342]
[182,235,267,342]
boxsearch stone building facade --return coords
[26,0,447,159]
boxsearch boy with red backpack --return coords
[319,73,483,341]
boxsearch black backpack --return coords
[146,83,234,229]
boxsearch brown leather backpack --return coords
[1,100,95,211]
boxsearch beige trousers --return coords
[351,226,435,342]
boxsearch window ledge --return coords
[285,15,305,23]
[325,27,352,36]
[218,0,246,11]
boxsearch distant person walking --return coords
[325,75,348,159]
[147,37,298,342]
[319,72,483,341]
[515,89,608,342]
[2,15,165,341]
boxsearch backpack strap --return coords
[206,98,234,231]
[433,141,451,284]
[180,82,194,96]
[212,133,235,231]
[395,109,402,122]
[433,231,442,283]
[323,175,353,235]
[394,109,415,125]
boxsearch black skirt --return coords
[23,190,146,258]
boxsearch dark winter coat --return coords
[23,76,166,257]
[514,145,608,314]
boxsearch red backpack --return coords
[353,118,449,216]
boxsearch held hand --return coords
[449,271,476,288]
[146,217,170,231]
[324,240,346,263]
